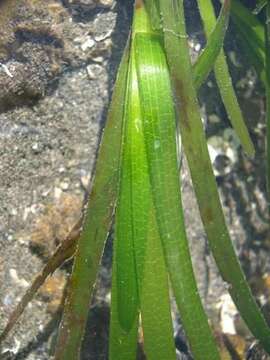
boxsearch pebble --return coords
[54,187,63,199]
[58,165,66,173]
[67,0,95,6]
[81,173,91,190]
[10,208,18,216]
[99,0,114,7]
[81,37,95,52]
[60,180,70,191]
[3,294,13,307]
[217,293,238,335]
[86,64,102,79]
[95,29,113,42]
[7,234,13,241]
[92,56,104,63]
[9,268,29,288]
[31,142,40,153]
[1,338,21,355]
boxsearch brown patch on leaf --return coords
[174,77,191,131]
[135,0,144,10]
[203,206,214,224]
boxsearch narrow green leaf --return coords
[235,24,265,84]
[54,40,131,360]
[193,0,230,89]
[253,0,267,15]
[135,32,220,360]
[128,55,176,358]
[231,0,265,82]
[131,7,177,354]
[140,206,176,360]
[197,0,255,157]
[109,225,139,360]
[129,53,150,297]
[113,1,152,334]
[109,41,140,360]
[114,70,139,332]
[144,0,161,30]
[265,3,270,205]
[159,0,270,354]
[231,0,265,49]
[111,5,176,359]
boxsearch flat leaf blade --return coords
[265,2,270,206]
[135,32,220,360]
[159,0,270,354]
[193,0,230,89]
[114,55,139,332]
[54,41,131,360]
[197,0,255,157]
[231,0,265,82]
[140,206,176,360]
[110,209,139,360]
[130,24,176,358]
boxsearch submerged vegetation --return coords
[1,0,270,359]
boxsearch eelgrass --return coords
[160,0,270,353]
[231,0,265,82]
[0,0,232,348]
[53,42,131,359]
[265,2,270,204]
[56,0,270,357]
[1,1,270,359]
[134,14,219,360]
[197,0,255,156]
[111,10,177,360]
[54,1,236,358]
[230,2,270,207]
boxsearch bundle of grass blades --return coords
[1,1,270,359]
[109,2,220,359]
[37,0,270,358]
[160,0,270,355]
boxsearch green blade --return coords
[135,32,220,360]
[111,5,177,359]
[109,216,139,360]
[140,206,176,360]
[114,57,139,332]
[231,0,265,50]
[159,0,270,354]
[144,0,161,30]
[129,53,176,358]
[197,0,255,157]
[231,0,265,82]
[192,0,231,89]
[54,40,131,360]
[265,3,270,206]
[131,7,177,355]
[111,4,177,358]
[109,52,139,360]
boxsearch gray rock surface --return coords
[0,1,131,359]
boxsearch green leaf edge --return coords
[159,0,270,354]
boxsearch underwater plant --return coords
[1,1,270,359]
